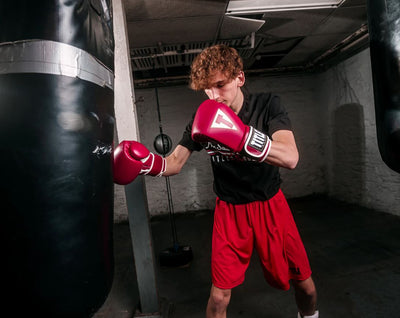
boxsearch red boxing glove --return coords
[191,100,271,161]
[113,140,166,185]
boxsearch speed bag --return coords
[0,1,115,317]
[367,0,400,173]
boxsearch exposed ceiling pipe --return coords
[131,48,203,60]
[133,23,370,88]
[157,42,168,73]
[308,24,369,67]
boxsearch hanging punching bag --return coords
[0,1,115,317]
[366,0,400,173]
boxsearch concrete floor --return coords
[95,195,400,318]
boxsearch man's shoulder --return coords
[247,92,280,111]
[250,92,279,102]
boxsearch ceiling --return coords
[123,0,369,87]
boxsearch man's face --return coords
[204,71,244,108]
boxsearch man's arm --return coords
[164,144,192,176]
[191,99,297,168]
[113,141,192,185]
[265,130,299,170]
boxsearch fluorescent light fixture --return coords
[220,15,265,40]
[226,0,345,15]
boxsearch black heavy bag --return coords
[0,1,115,317]
[366,0,400,173]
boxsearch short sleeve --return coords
[267,95,292,136]
[178,114,203,152]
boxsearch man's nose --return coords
[209,87,220,100]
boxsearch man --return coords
[113,44,318,318]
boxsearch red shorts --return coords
[211,190,312,290]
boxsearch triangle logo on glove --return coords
[211,109,237,130]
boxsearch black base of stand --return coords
[159,244,193,268]
[134,297,174,318]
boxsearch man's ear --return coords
[237,71,245,87]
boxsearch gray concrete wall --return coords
[116,47,400,218]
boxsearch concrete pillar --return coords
[112,0,161,316]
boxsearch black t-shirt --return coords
[178,91,292,204]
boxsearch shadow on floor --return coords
[95,196,400,318]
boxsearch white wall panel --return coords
[125,48,400,218]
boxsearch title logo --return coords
[210,109,237,130]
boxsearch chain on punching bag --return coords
[0,1,115,317]
[366,0,400,173]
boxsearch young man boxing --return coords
[113,44,318,318]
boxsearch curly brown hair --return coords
[189,44,243,91]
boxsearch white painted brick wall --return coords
[133,75,327,216]
[320,49,400,215]
[245,75,327,198]
[134,87,216,216]
[114,48,400,219]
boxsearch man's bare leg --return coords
[292,276,318,317]
[206,284,231,318]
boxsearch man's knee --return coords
[293,277,317,296]
[209,285,231,311]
